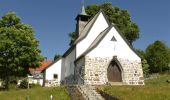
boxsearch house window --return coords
[53,74,58,79]
[111,36,117,41]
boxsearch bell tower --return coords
[75,1,90,36]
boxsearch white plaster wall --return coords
[31,79,43,86]
[60,58,65,81]
[76,12,109,58]
[39,79,43,86]
[64,48,76,78]
[45,59,62,83]
[87,27,141,61]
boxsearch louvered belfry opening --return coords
[107,60,122,82]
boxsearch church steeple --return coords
[80,0,87,15]
[76,0,90,36]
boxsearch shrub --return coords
[142,59,150,78]
[29,83,41,88]
[19,79,28,89]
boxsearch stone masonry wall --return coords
[83,56,144,85]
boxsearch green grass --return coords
[0,86,70,100]
[98,74,170,100]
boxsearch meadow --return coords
[98,74,170,100]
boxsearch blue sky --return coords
[0,0,170,60]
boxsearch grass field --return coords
[98,74,170,100]
[0,74,169,100]
[0,86,70,100]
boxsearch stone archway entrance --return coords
[107,61,122,82]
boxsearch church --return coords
[42,5,144,86]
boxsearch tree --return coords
[135,49,150,77]
[68,32,77,45]
[0,12,43,90]
[54,54,61,60]
[145,40,170,73]
[135,49,145,59]
[69,3,140,45]
[141,59,150,78]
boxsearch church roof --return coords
[75,23,142,62]
[74,11,99,44]
[74,10,110,45]
[82,26,112,55]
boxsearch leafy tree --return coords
[0,12,43,90]
[135,49,145,59]
[135,49,150,77]
[145,40,170,73]
[54,54,61,60]
[86,3,139,45]
[69,3,140,45]
[141,59,150,78]
[68,32,77,45]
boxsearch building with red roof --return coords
[28,60,52,86]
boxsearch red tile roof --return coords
[29,60,52,74]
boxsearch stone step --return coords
[67,86,85,100]
[108,82,126,85]
[78,85,105,100]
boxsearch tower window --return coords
[111,36,117,41]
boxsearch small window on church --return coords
[53,74,58,79]
[111,36,117,41]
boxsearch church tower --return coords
[76,2,90,36]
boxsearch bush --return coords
[19,79,28,89]
[29,83,41,88]
[142,59,150,78]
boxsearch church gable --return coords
[76,10,110,58]
[86,24,141,61]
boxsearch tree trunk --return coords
[4,76,9,90]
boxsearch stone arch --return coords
[107,56,123,82]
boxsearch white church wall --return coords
[76,12,109,58]
[64,48,76,78]
[45,59,62,85]
[85,26,144,85]
[87,27,141,61]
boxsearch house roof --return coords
[42,57,62,72]
[29,60,52,74]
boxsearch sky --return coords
[0,0,170,60]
